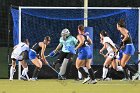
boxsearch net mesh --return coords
[11,8,138,64]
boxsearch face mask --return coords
[61,34,67,40]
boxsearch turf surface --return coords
[0,79,140,93]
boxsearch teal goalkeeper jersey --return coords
[59,35,78,53]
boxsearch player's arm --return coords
[87,36,92,45]
[75,35,84,50]
[54,43,62,53]
[120,29,129,42]
[40,42,48,64]
[99,42,107,54]
[48,38,62,57]
[54,37,63,52]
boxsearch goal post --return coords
[138,7,140,80]
[84,0,88,27]
[18,6,22,80]
[15,6,139,80]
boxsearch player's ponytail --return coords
[117,19,126,28]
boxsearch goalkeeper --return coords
[49,28,78,80]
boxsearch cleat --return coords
[104,77,112,81]
[58,75,66,80]
[120,78,130,81]
[82,76,90,84]
[88,79,97,84]
[97,78,106,81]
[30,77,38,81]
[20,75,27,81]
[132,72,140,81]
[9,78,13,81]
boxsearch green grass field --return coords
[0,79,140,93]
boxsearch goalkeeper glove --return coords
[49,51,56,57]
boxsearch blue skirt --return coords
[123,44,135,55]
[29,49,37,60]
[77,46,92,60]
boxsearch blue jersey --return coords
[59,35,78,53]
[77,34,92,60]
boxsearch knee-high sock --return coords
[125,65,137,74]
[22,67,29,80]
[78,70,82,79]
[78,67,89,79]
[59,58,69,76]
[78,67,88,78]
[102,66,108,79]
[88,68,95,80]
[32,67,41,78]
[10,66,15,79]
[123,66,129,79]
[83,67,89,74]
[22,69,25,76]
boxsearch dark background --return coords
[0,0,139,78]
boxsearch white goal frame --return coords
[18,6,140,80]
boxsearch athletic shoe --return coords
[20,75,27,81]
[9,78,13,81]
[30,77,38,81]
[104,77,112,81]
[97,78,106,81]
[82,76,90,84]
[120,78,130,81]
[132,72,140,81]
[88,79,97,84]
[58,75,66,80]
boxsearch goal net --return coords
[11,7,139,79]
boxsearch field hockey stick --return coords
[47,63,64,79]
[45,50,61,58]
[100,52,106,58]
[45,55,50,58]
[100,52,105,56]
[40,56,64,79]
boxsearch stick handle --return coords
[45,55,49,58]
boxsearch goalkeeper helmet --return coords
[61,28,70,40]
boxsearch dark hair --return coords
[100,30,109,37]
[78,24,84,32]
[117,19,126,28]
[22,39,28,44]
[44,36,50,41]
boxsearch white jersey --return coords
[11,42,29,60]
[103,37,116,53]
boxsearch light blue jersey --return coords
[59,36,78,53]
